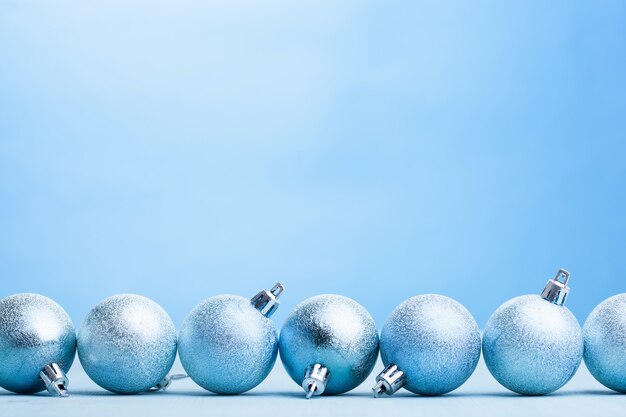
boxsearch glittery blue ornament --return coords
[583,293,626,393]
[178,283,284,394]
[77,294,177,394]
[279,294,379,399]
[372,294,481,397]
[483,269,583,395]
[0,293,76,396]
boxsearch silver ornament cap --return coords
[541,268,570,306]
[251,282,284,317]
[372,364,406,397]
[302,364,331,399]
[40,363,69,397]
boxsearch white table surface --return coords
[0,357,623,417]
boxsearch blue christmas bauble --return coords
[77,294,177,394]
[279,294,379,397]
[0,294,76,395]
[583,293,626,393]
[376,294,481,396]
[178,294,279,394]
[483,294,583,395]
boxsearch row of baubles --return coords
[0,269,625,398]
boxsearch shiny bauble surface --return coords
[279,294,379,395]
[381,294,481,395]
[0,293,76,394]
[77,294,177,394]
[178,294,278,394]
[583,293,626,393]
[483,294,583,395]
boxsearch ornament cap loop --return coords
[302,363,330,399]
[39,363,69,397]
[152,373,188,392]
[541,268,571,306]
[372,363,406,397]
[251,282,284,318]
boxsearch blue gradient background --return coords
[1,1,625,329]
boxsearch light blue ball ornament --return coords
[77,294,177,394]
[178,283,284,394]
[0,293,76,396]
[583,293,626,393]
[279,294,379,399]
[483,269,583,395]
[372,294,481,397]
